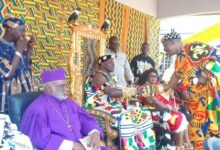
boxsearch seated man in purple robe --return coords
[19,68,107,150]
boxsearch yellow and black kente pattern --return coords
[0,0,100,85]
[103,0,160,65]
[126,9,146,61]
[0,0,161,85]
[104,0,125,48]
[147,16,160,68]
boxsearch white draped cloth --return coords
[0,114,33,150]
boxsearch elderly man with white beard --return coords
[19,68,107,150]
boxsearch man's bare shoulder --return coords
[92,72,108,86]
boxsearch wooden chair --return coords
[86,109,118,149]
[8,92,43,126]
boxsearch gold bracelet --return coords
[142,88,148,97]
[201,71,208,78]
[15,51,22,58]
[122,87,136,98]
[157,84,165,93]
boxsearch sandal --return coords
[184,143,194,150]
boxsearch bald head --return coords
[162,39,182,56]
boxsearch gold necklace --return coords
[47,100,73,132]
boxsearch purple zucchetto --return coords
[40,68,66,84]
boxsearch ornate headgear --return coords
[2,17,25,29]
[162,29,181,41]
[98,55,114,65]
[41,68,66,84]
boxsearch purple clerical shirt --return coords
[19,93,106,150]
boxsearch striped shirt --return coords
[0,38,38,113]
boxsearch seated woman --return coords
[138,68,192,150]
[84,55,156,149]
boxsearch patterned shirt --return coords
[0,38,38,113]
[84,73,125,114]
[130,54,155,78]
[175,42,220,139]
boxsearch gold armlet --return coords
[122,87,136,98]
[201,71,208,78]
[157,84,165,93]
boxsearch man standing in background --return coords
[130,42,155,81]
[105,36,134,87]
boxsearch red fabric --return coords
[167,111,183,132]
[151,111,182,132]
[137,84,184,132]
[175,84,188,92]
[139,96,145,103]
[155,94,174,106]
[155,94,183,132]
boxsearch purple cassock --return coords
[19,68,108,150]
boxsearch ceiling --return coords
[116,0,220,18]
[115,0,157,17]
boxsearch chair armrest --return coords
[86,109,118,139]
[86,109,117,123]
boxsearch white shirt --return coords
[105,49,134,88]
